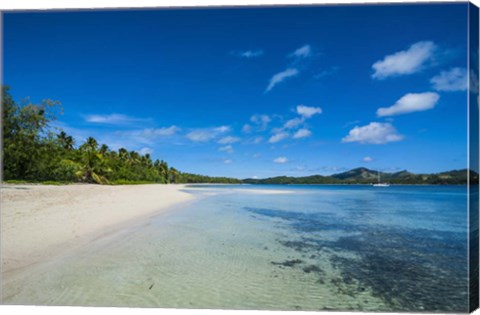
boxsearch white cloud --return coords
[284,117,304,129]
[219,145,234,154]
[232,50,264,58]
[273,156,288,164]
[141,126,180,137]
[251,137,263,144]
[342,122,404,144]
[363,156,373,162]
[218,136,240,144]
[430,67,468,91]
[85,113,148,125]
[268,132,289,143]
[108,126,180,148]
[250,114,271,129]
[215,126,230,133]
[186,130,216,142]
[372,41,437,79]
[377,92,439,117]
[242,124,252,133]
[224,159,233,164]
[296,105,322,118]
[293,128,312,139]
[265,68,299,92]
[244,114,271,133]
[289,45,312,59]
[186,126,230,142]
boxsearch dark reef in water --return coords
[271,259,304,267]
[302,264,324,274]
[244,206,469,312]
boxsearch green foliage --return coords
[2,86,64,181]
[2,86,241,185]
[180,172,241,184]
[52,159,82,182]
[57,131,75,151]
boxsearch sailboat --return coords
[373,170,390,187]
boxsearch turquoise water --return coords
[2,185,469,312]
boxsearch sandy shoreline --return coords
[1,184,195,274]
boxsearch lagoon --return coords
[2,184,469,312]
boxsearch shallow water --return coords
[2,185,469,312]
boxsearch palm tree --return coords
[159,160,169,183]
[85,137,98,151]
[129,150,140,166]
[118,148,128,162]
[141,153,153,168]
[168,167,179,184]
[57,131,75,150]
[78,137,108,184]
[99,144,109,156]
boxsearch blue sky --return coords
[3,3,470,178]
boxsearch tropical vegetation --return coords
[2,86,240,184]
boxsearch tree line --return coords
[2,86,241,185]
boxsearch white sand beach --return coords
[0,184,195,274]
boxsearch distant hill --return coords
[330,167,378,181]
[243,168,478,185]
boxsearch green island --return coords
[243,168,478,185]
[2,86,477,186]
